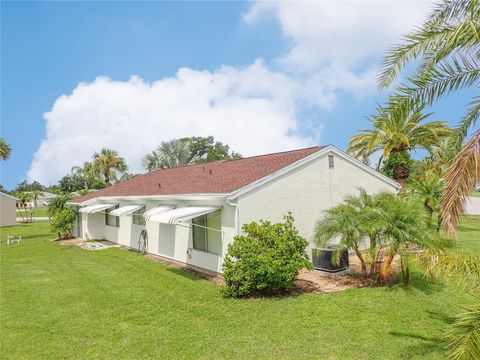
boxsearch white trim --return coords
[110,205,144,217]
[228,145,400,199]
[144,205,175,220]
[79,203,117,214]
[148,206,221,224]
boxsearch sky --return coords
[1,1,475,190]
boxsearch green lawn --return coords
[469,190,480,198]
[1,217,479,359]
[16,206,50,218]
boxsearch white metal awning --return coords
[110,205,144,217]
[78,203,117,214]
[148,206,220,224]
[144,206,175,221]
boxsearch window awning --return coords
[110,205,144,217]
[148,206,221,224]
[144,206,175,221]
[79,203,117,214]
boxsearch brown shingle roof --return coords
[70,146,325,204]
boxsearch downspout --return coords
[226,197,240,235]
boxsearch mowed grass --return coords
[1,218,479,359]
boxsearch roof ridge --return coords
[146,145,324,173]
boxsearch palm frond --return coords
[394,55,480,109]
[442,131,480,234]
[446,299,480,360]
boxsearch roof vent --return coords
[158,183,162,189]
[209,169,213,175]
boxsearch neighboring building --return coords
[25,191,59,207]
[68,146,400,273]
[0,192,18,227]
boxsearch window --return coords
[132,207,146,226]
[105,208,119,227]
[328,154,335,169]
[192,210,222,255]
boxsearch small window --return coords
[132,207,146,226]
[328,154,335,169]
[105,208,119,227]
[192,210,222,255]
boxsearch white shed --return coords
[0,192,18,227]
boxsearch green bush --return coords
[50,208,76,240]
[222,213,312,298]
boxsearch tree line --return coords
[0,136,242,195]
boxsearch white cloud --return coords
[243,0,433,101]
[28,60,319,184]
[243,1,433,71]
[28,2,435,184]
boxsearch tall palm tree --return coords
[348,101,452,189]
[142,139,198,171]
[378,0,480,232]
[93,148,127,185]
[0,138,11,160]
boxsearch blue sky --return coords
[1,1,474,189]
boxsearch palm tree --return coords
[315,202,369,275]
[379,195,437,287]
[316,190,438,284]
[142,139,198,171]
[378,0,480,232]
[72,162,99,189]
[93,149,127,185]
[0,138,11,160]
[348,101,452,189]
[409,173,444,231]
[418,251,480,360]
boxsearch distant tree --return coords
[15,192,34,222]
[181,136,242,163]
[93,148,128,185]
[116,172,140,183]
[15,180,44,193]
[0,138,11,160]
[0,184,9,194]
[143,139,197,171]
[58,175,84,193]
[71,162,99,189]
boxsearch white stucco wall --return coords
[237,151,398,253]
[0,193,17,227]
[79,199,237,273]
[76,150,397,273]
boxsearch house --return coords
[0,192,18,227]
[68,146,400,273]
[23,191,59,207]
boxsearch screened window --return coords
[105,208,119,227]
[192,210,222,255]
[132,207,146,226]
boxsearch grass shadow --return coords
[389,330,445,358]
[386,271,445,295]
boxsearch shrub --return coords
[222,213,312,298]
[50,208,76,240]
